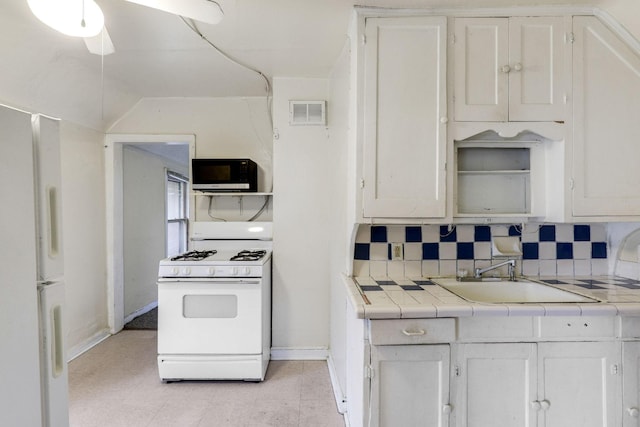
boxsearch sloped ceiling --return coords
[0,0,623,132]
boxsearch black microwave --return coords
[191,158,258,192]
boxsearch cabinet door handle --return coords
[513,62,523,72]
[530,401,541,411]
[628,407,639,418]
[500,64,511,73]
[402,328,426,336]
[442,404,452,414]
[540,400,551,411]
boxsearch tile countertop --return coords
[345,275,640,319]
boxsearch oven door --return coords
[157,279,263,355]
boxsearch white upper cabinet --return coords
[572,16,640,217]
[362,16,447,219]
[454,17,566,122]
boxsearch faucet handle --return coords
[508,259,517,281]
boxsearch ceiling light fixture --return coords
[28,0,105,38]
[125,0,224,25]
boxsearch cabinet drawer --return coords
[458,316,535,341]
[621,317,640,339]
[369,318,455,345]
[537,316,616,339]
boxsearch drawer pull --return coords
[402,328,426,336]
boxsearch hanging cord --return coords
[182,15,273,221]
[101,30,105,121]
[81,0,87,28]
[247,195,270,221]
[180,16,273,129]
[207,196,227,222]
[206,194,270,222]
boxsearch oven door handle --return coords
[234,279,261,285]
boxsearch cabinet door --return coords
[508,17,566,121]
[454,17,509,121]
[454,343,537,427]
[623,342,640,427]
[572,16,640,216]
[538,341,621,427]
[453,17,565,122]
[370,344,450,427]
[363,17,447,218]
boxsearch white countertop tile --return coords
[506,304,545,317]
[471,304,510,316]
[613,303,640,316]
[436,304,474,317]
[400,304,438,318]
[542,304,582,316]
[578,303,618,316]
[364,304,401,319]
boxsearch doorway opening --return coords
[105,134,195,333]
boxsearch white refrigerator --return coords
[0,105,69,426]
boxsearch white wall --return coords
[59,121,109,355]
[110,97,273,189]
[122,146,187,318]
[272,78,331,352]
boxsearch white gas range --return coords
[157,222,272,382]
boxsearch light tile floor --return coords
[69,330,346,427]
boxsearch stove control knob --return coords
[243,267,251,276]
[182,267,191,275]
[231,267,239,276]
[171,267,179,275]
[208,267,216,276]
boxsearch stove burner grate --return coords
[170,250,217,261]
[230,250,267,261]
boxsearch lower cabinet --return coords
[624,342,640,427]
[361,318,628,427]
[453,343,537,427]
[538,342,621,427]
[454,342,621,427]
[369,344,451,427]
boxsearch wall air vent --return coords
[289,101,326,126]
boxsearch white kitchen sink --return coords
[434,278,599,304]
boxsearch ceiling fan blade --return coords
[84,26,116,56]
[124,0,223,25]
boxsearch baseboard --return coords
[67,328,111,361]
[123,301,158,324]
[270,347,329,360]
[327,354,348,415]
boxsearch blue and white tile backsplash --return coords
[353,223,609,278]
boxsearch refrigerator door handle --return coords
[51,304,64,378]
[46,186,60,258]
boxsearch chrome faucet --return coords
[474,259,517,281]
